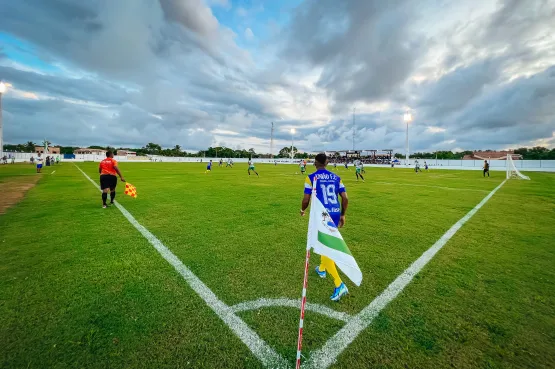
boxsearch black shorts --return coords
[100,175,118,190]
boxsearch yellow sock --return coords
[320,255,342,287]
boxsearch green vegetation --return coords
[393,146,555,160]
[5,141,555,160]
[1,163,554,368]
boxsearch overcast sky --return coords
[0,0,554,153]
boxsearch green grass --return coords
[1,162,554,368]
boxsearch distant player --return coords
[354,159,365,182]
[205,159,213,173]
[424,161,428,171]
[300,160,306,175]
[56,155,60,165]
[483,160,490,177]
[219,158,223,167]
[301,153,349,301]
[35,153,43,173]
[333,162,337,170]
[248,159,259,176]
[274,160,277,166]
[99,151,125,209]
[415,160,420,173]
[226,158,232,168]
[344,162,349,170]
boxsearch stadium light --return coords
[290,128,296,159]
[0,81,7,161]
[403,112,413,165]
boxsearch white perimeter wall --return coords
[4,153,555,172]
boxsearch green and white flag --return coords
[307,178,362,286]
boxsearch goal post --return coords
[506,154,530,180]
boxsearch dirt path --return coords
[0,175,41,214]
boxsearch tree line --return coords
[394,151,474,160]
[3,142,555,160]
[1,142,314,159]
[393,147,555,160]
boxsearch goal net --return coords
[506,154,530,180]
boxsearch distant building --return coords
[463,150,517,160]
[74,148,107,155]
[35,146,60,154]
[117,150,137,156]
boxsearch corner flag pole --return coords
[295,246,310,369]
[296,178,317,369]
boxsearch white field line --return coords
[231,298,351,323]
[373,181,490,193]
[50,170,56,175]
[75,165,288,369]
[304,179,507,369]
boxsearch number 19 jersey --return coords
[304,169,346,225]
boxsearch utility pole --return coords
[352,107,356,151]
[404,112,412,165]
[290,128,295,160]
[0,82,6,160]
[270,122,274,158]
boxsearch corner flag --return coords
[124,183,137,198]
[307,178,362,286]
[296,177,363,369]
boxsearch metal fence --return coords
[3,153,555,172]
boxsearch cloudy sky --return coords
[0,0,554,154]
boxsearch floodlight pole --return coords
[270,122,274,158]
[405,121,409,165]
[0,82,5,160]
[0,91,3,161]
[404,112,412,166]
[291,128,295,160]
[352,107,356,151]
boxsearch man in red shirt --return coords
[99,151,125,208]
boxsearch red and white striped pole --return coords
[296,177,317,368]
[296,246,311,369]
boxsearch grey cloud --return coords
[438,0,555,80]
[0,0,160,81]
[159,0,219,38]
[284,0,423,110]
[0,0,101,57]
[418,59,503,120]
[3,96,110,146]
[405,0,555,150]
[0,66,130,105]
[403,64,555,151]
[481,0,554,49]
[3,96,214,150]
[0,0,275,149]
[454,66,555,132]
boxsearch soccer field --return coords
[1,162,554,368]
